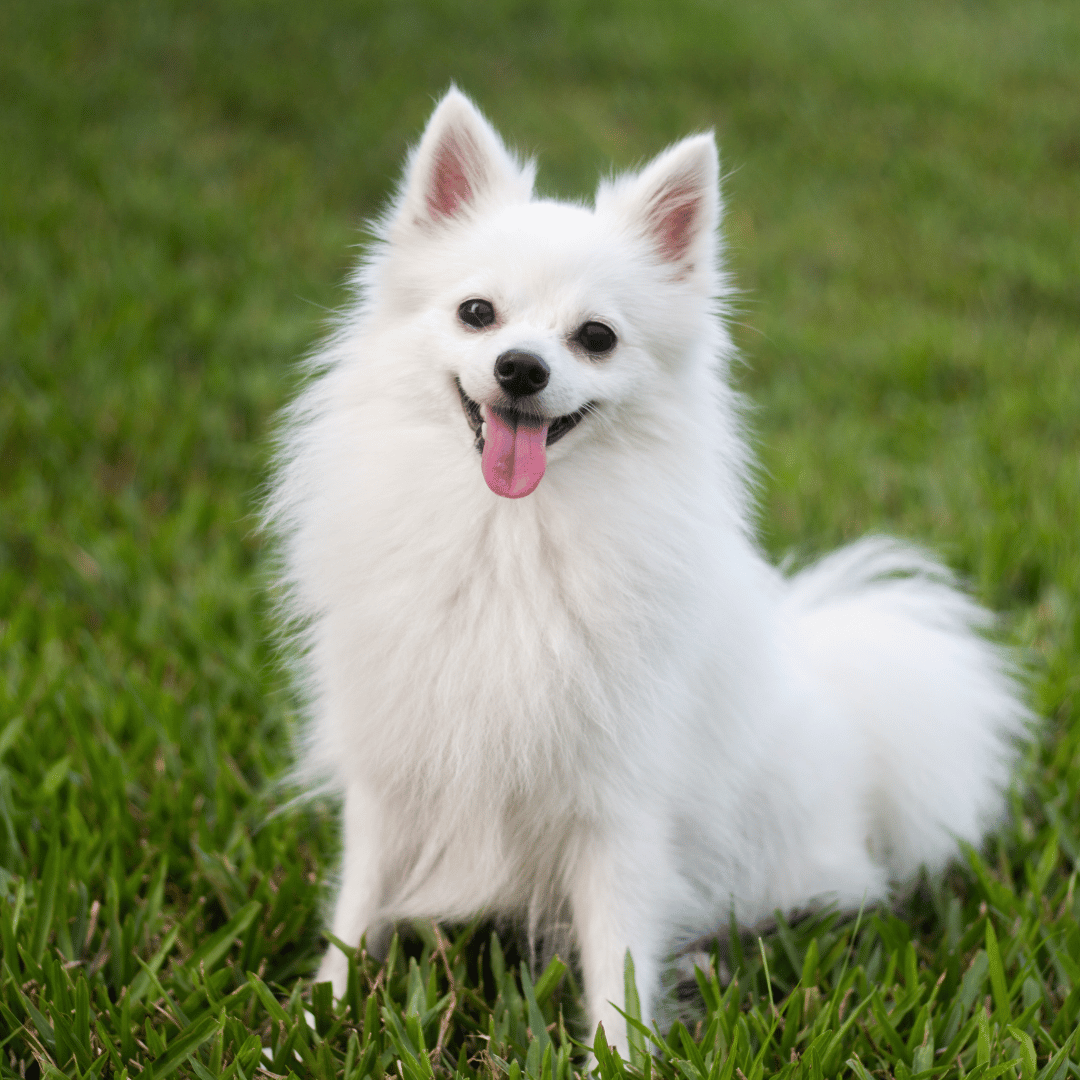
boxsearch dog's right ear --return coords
[393,89,534,232]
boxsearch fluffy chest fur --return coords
[288,354,744,799]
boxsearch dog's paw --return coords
[314,946,351,1000]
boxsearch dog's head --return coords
[369,88,725,499]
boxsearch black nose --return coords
[494,350,549,398]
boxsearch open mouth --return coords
[455,378,593,454]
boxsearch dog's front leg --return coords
[317,780,387,998]
[569,824,670,1056]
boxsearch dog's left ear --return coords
[393,88,534,233]
[598,134,720,275]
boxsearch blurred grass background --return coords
[0,0,1078,1075]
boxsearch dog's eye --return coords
[575,321,617,354]
[458,299,496,329]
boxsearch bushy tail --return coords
[785,537,1028,881]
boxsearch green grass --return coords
[1,0,1078,1076]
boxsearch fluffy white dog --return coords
[269,89,1025,1049]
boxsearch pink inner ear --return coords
[427,131,479,220]
[650,180,700,263]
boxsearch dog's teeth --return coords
[481,421,487,439]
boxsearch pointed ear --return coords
[598,134,720,271]
[395,88,534,230]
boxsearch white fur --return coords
[268,89,1026,1049]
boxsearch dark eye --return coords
[458,299,496,329]
[575,321,617,354]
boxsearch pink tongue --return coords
[481,408,550,499]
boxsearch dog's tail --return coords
[784,537,1028,882]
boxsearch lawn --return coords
[1,0,1078,1077]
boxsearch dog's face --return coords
[372,90,722,499]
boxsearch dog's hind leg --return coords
[317,781,388,997]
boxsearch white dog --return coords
[269,89,1025,1049]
